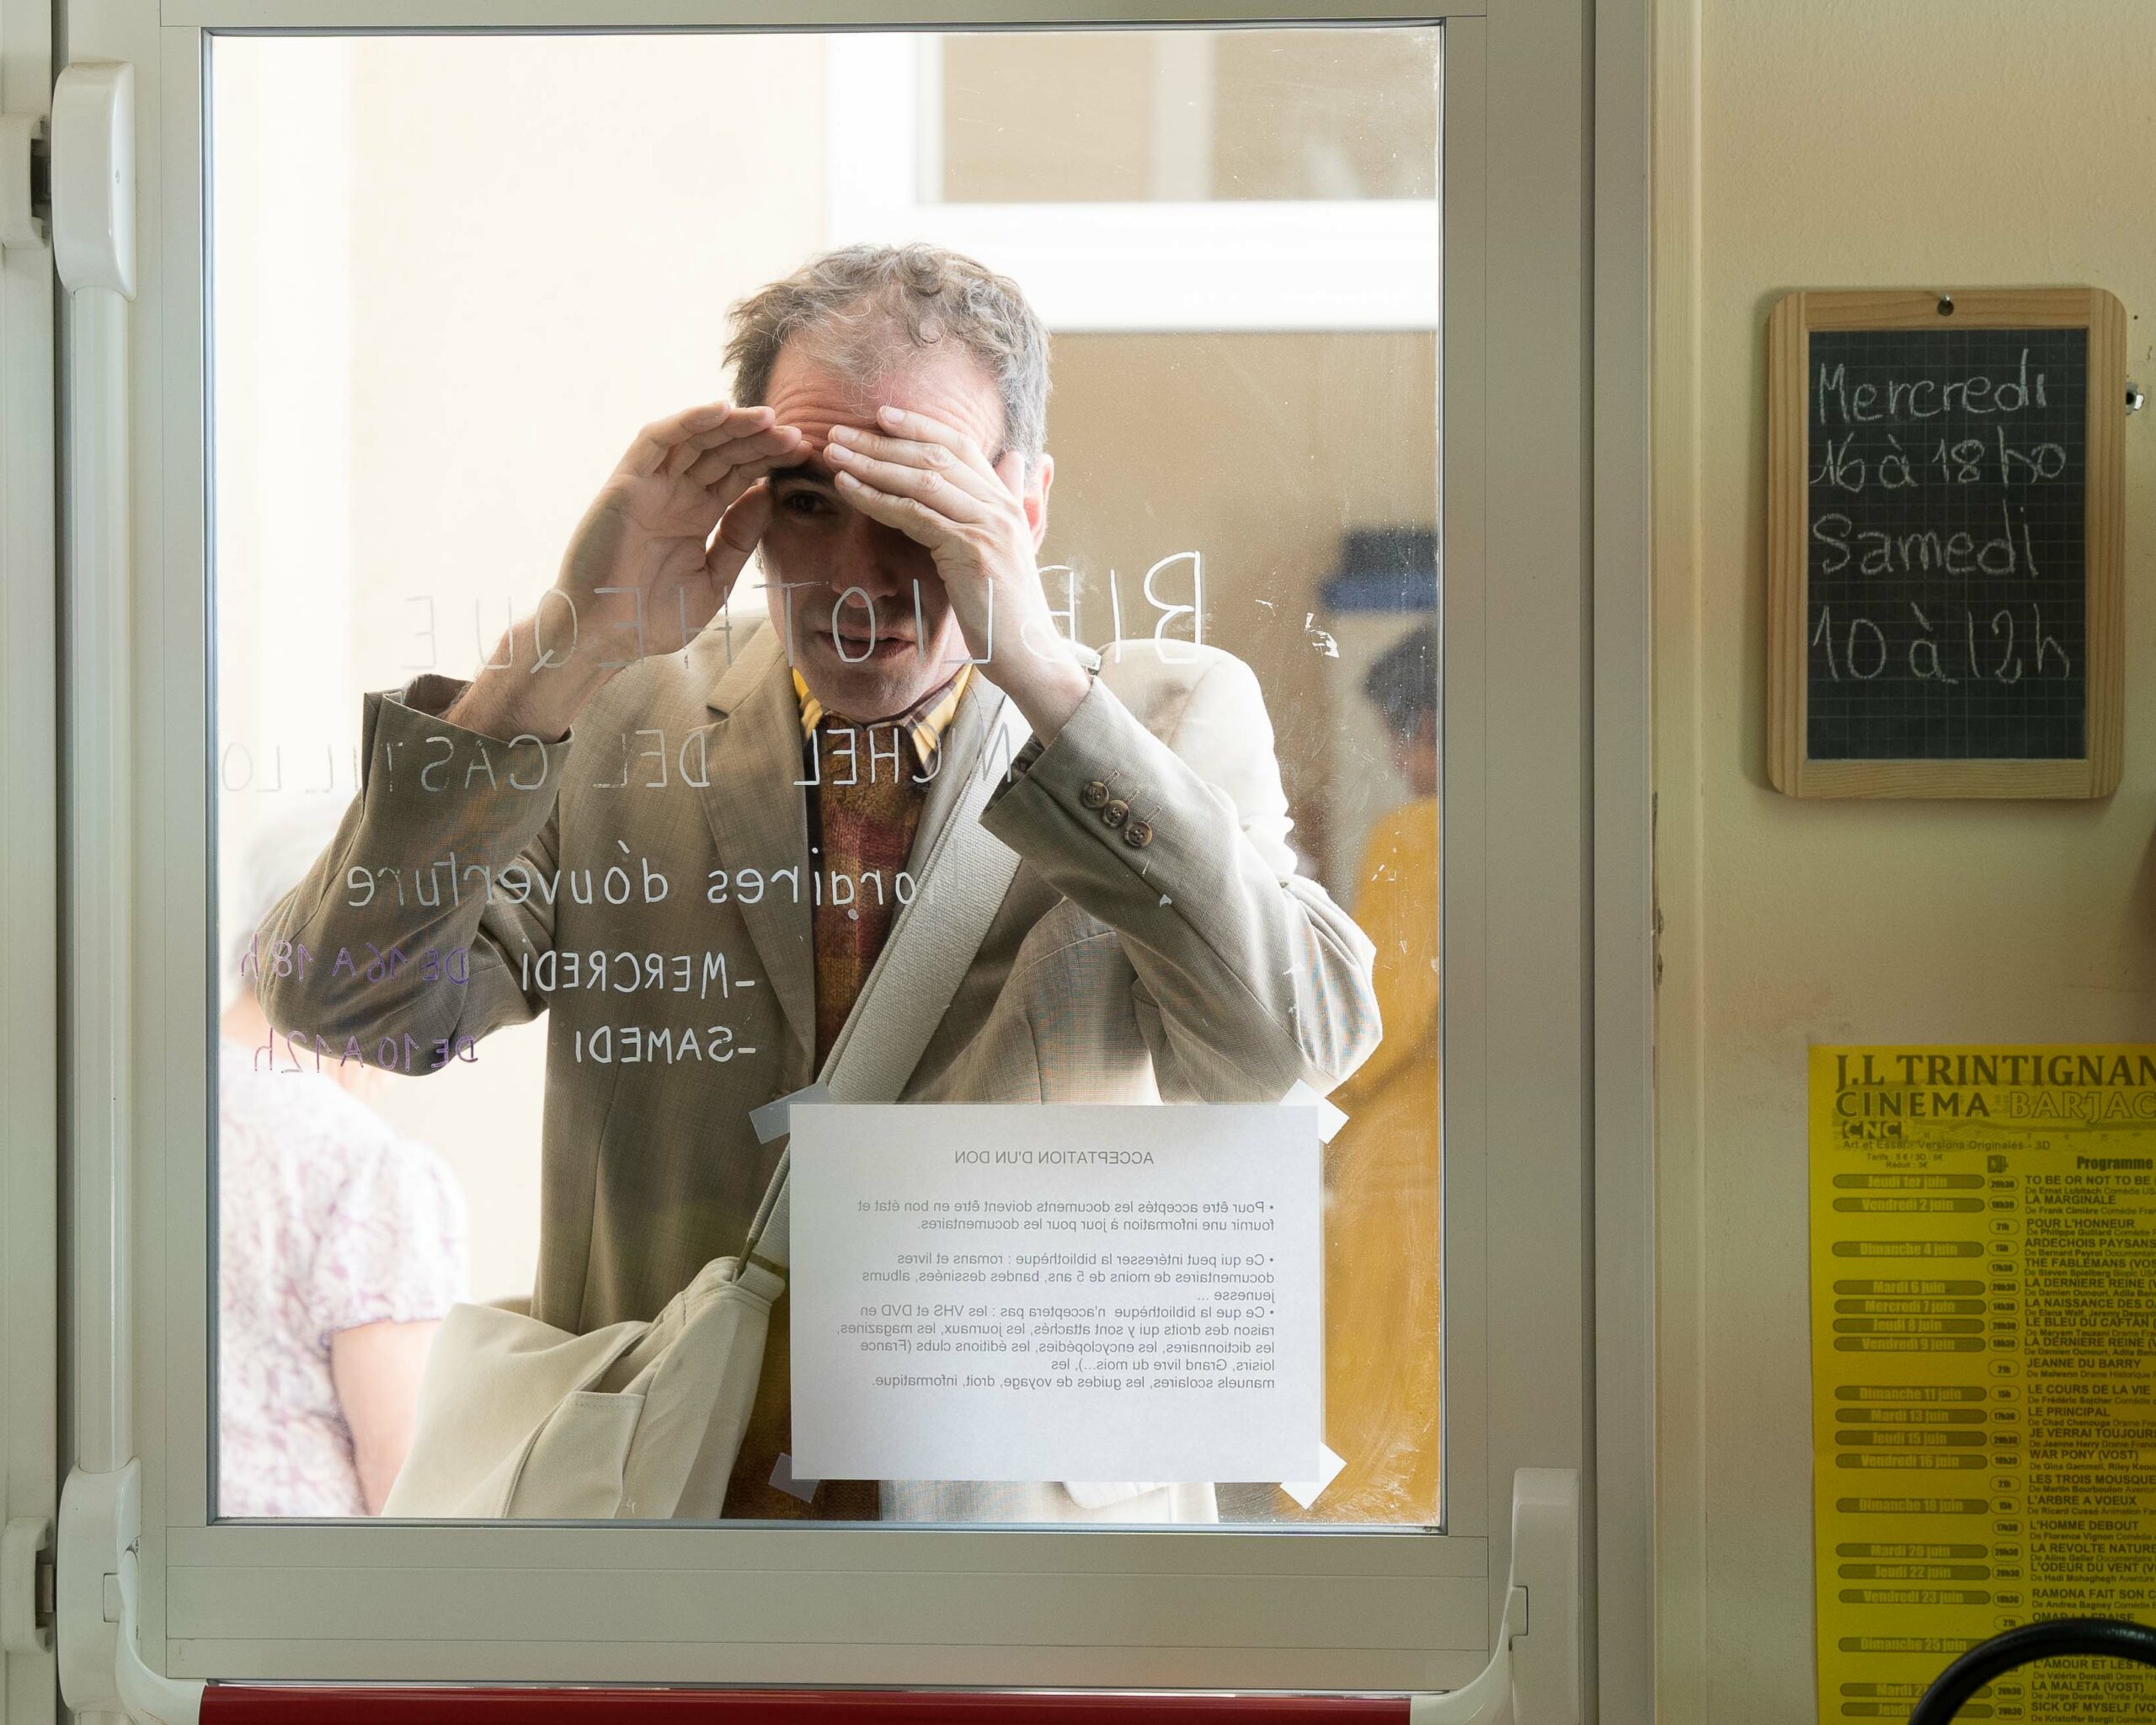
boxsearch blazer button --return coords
[1081,780,1111,809]
[1102,798,1130,827]
[1123,820,1154,849]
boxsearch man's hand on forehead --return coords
[822,403,1090,742]
[822,406,1020,547]
[825,405,1017,487]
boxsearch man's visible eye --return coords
[777,489,834,519]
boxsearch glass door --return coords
[52,0,1609,1700]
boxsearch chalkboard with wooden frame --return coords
[1768,286,2125,798]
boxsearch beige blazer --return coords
[259,622,1379,1523]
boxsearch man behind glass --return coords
[259,243,1380,1523]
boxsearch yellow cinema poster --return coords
[1812,1046,2156,1722]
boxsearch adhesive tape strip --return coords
[749,1080,834,1146]
[1281,1443,1348,1509]
[1278,1078,1348,1143]
[770,1452,820,1504]
[757,1081,1340,1143]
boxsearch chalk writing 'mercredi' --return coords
[1816,349,2050,425]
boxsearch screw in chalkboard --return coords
[1937,294,1956,317]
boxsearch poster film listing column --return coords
[1766,287,2125,798]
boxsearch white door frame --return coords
[42,0,1652,1709]
[0,0,59,1717]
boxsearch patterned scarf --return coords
[793,666,973,1064]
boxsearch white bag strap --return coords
[741,687,1032,1276]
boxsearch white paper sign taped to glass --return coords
[789,1103,1321,1484]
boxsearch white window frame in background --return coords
[825,34,1441,331]
[23,0,1657,1717]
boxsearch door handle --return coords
[52,61,132,295]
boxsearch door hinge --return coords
[2,1515,55,1654]
[0,114,49,249]
[1649,790,1663,991]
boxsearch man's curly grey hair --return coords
[724,243,1051,467]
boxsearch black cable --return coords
[1910,1618,2156,1724]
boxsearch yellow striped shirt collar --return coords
[792,664,974,773]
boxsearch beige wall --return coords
[941,28,1436,204]
[1657,3,2156,1715]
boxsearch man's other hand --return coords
[451,403,804,742]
